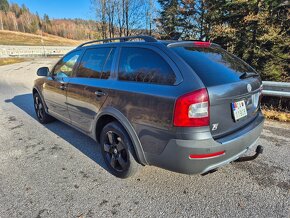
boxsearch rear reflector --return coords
[189,151,225,159]
[193,41,211,47]
[174,88,209,127]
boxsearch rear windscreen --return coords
[171,46,256,86]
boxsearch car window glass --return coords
[118,47,176,85]
[171,46,257,86]
[53,51,81,78]
[76,48,115,79]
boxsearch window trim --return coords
[116,45,182,86]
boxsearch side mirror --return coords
[37,67,49,76]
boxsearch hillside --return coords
[0,30,84,46]
[0,1,100,41]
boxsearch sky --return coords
[9,0,95,20]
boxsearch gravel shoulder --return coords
[0,59,289,218]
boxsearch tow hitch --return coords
[234,145,264,162]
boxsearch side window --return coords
[76,48,115,79]
[53,51,81,78]
[118,47,176,85]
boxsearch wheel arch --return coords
[32,87,38,95]
[94,107,148,165]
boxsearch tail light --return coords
[173,88,209,127]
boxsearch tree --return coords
[0,11,4,30]
[10,3,22,18]
[42,13,52,33]
[116,0,125,36]
[157,0,289,81]
[0,0,9,12]
[206,0,289,81]
[157,0,180,39]
[157,0,208,39]
[145,0,155,35]
[107,0,116,38]
[179,0,197,38]
[92,0,152,38]
[0,0,8,31]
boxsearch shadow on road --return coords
[5,93,108,171]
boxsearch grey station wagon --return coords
[33,36,264,178]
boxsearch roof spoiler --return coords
[167,41,220,48]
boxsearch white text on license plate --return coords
[232,100,247,121]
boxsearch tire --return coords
[33,92,55,124]
[100,121,141,178]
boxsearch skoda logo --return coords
[247,84,252,93]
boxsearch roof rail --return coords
[78,35,157,48]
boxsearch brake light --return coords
[193,41,211,47]
[174,88,209,127]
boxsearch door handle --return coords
[59,84,67,90]
[95,90,106,97]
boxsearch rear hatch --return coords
[170,43,262,138]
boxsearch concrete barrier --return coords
[0,45,75,57]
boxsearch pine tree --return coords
[178,0,197,38]
[157,0,180,39]
[157,0,289,81]
[0,0,9,12]
[205,0,289,81]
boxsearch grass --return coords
[0,58,27,66]
[262,108,290,122]
[0,30,83,46]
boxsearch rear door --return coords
[170,44,262,138]
[110,45,183,155]
[66,47,116,132]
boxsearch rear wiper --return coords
[239,72,259,79]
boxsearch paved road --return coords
[0,59,289,218]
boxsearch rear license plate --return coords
[232,100,247,121]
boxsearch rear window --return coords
[171,46,256,86]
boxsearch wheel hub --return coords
[113,148,118,155]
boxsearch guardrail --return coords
[262,81,290,98]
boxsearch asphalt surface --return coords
[0,59,289,218]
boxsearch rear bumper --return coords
[146,113,264,174]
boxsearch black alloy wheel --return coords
[100,121,140,178]
[103,130,129,172]
[34,94,44,121]
[33,93,55,124]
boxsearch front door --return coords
[42,50,82,122]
